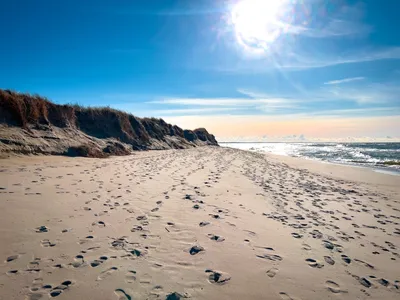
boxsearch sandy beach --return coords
[0,146,399,300]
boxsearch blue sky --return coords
[1,0,400,141]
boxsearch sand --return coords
[0,146,399,300]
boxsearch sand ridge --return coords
[0,147,399,299]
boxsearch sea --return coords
[221,142,400,174]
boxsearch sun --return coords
[231,0,289,53]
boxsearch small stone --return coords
[36,226,49,233]
[131,249,142,256]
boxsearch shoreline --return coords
[262,151,400,187]
[220,143,400,177]
[0,147,399,299]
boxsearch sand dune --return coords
[0,147,399,299]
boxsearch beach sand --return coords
[0,146,399,300]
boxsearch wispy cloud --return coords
[324,77,365,85]
[297,19,371,39]
[148,97,298,108]
[145,80,400,117]
[287,1,371,39]
[288,47,400,70]
[153,107,239,115]
[324,82,400,104]
[162,106,400,120]
[215,47,400,73]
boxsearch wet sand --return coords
[0,147,399,299]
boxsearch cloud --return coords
[148,105,400,120]
[324,82,400,104]
[148,97,298,108]
[308,107,400,117]
[296,19,371,39]
[152,107,239,115]
[143,80,400,117]
[295,47,400,69]
[324,77,365,85]
[216,47,400,73]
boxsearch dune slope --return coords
[0,89,218,157]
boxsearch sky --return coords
[1,0,400,142]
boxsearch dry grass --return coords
[0,89,218,157]
[0,89,75,128]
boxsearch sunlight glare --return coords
[231,0,289,53]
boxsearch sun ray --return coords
[230,0,290,53]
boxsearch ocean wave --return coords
[222,142,400,172]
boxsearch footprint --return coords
[199,221,210,227]
[30,278,44,292]
[92,221,106,227]
[6,255,19,262]
[139,273,152,285]
[378,278,389,287]
[189,245,204,255]
[244,230,256,236]
[70,255,85,268]
[278,292,296,300]
[208,234,225,242]
[341,254,351,264]
[49,280,73,298]
[325,280,347,293]
[305,258,324,268]
[131,225,144,232]
[114,289,132,300]
[97,267,118,281]
[41,239,56,247]
[324,256,335,265]
[50,290,62,297]
[257,254,283,261]
[354,258,374,269]
[266,268,279,278]
[291,233,303,239]
[27,293,44,300]
[90,259,103,267]
[205,269,231,285]
[125,270,137,283]
[359,277,372,288]
[166,292,189,300]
